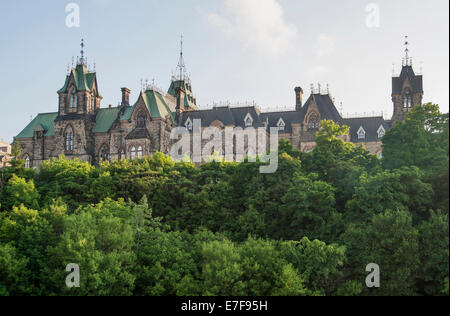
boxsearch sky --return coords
[0,0,448,143]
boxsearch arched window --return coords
[99,144,109,161]
[24,155,31,168]
[403,89,412,108]
[69,89,78,109]
[64,126,74,152]
[137,111,147,128]
[90,93,95,109]
[307,112,320,130]
[130,146,136,160]
[137,146,143,158]
[119,148,126,160]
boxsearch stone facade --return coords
[15,48,424,168]
[0,141,12,168]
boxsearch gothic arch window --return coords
[119,148,126,160]
[137,146,143,158]
[64,126,74,152]
[403,88,412,108]
[137,111,147,128]
[307,112,320,130]
[99,144,109,162]
[90,93,95,109]
[130,146,136,160]
[69,89,78,109]
[23,154,31,168]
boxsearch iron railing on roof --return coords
[342,111,386,119]
[200,101,258,110]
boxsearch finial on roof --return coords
[318,83,321,94]
[404,35,410,66]
[80,38,85,64]
[310,83,314,94]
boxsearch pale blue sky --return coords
[0,0,448,143]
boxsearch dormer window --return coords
[244,113,253,127]
[357,126,366,140]
[185,118,193,131]
[277,118,286,131]
[69,89,78,109]
[377,125,386,139]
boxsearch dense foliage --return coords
[0,104,448,296]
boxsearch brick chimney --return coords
[295,87,303,111]
[176,85,186,114]
[121,88,130,107]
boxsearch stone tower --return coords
[391,37,423,122]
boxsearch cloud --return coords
[315,34,336,58]
[206,0,297,56]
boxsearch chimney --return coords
[295,87,303,111]
[176,85,186,114]
[121,87,130,107]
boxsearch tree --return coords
[342,209,420,296]
[280,173,340,242]
[418,211,449,296]
[4,174,40,210]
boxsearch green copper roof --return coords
[58,64,96,93]
[120,90,175,122]
[119,106,134,121]
[93,107,121,133]
[16,113,58,139]
[167,80,198,110]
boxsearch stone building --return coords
[0,141,12,168]
[15,40,424,168]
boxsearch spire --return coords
[176,34,187,81]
